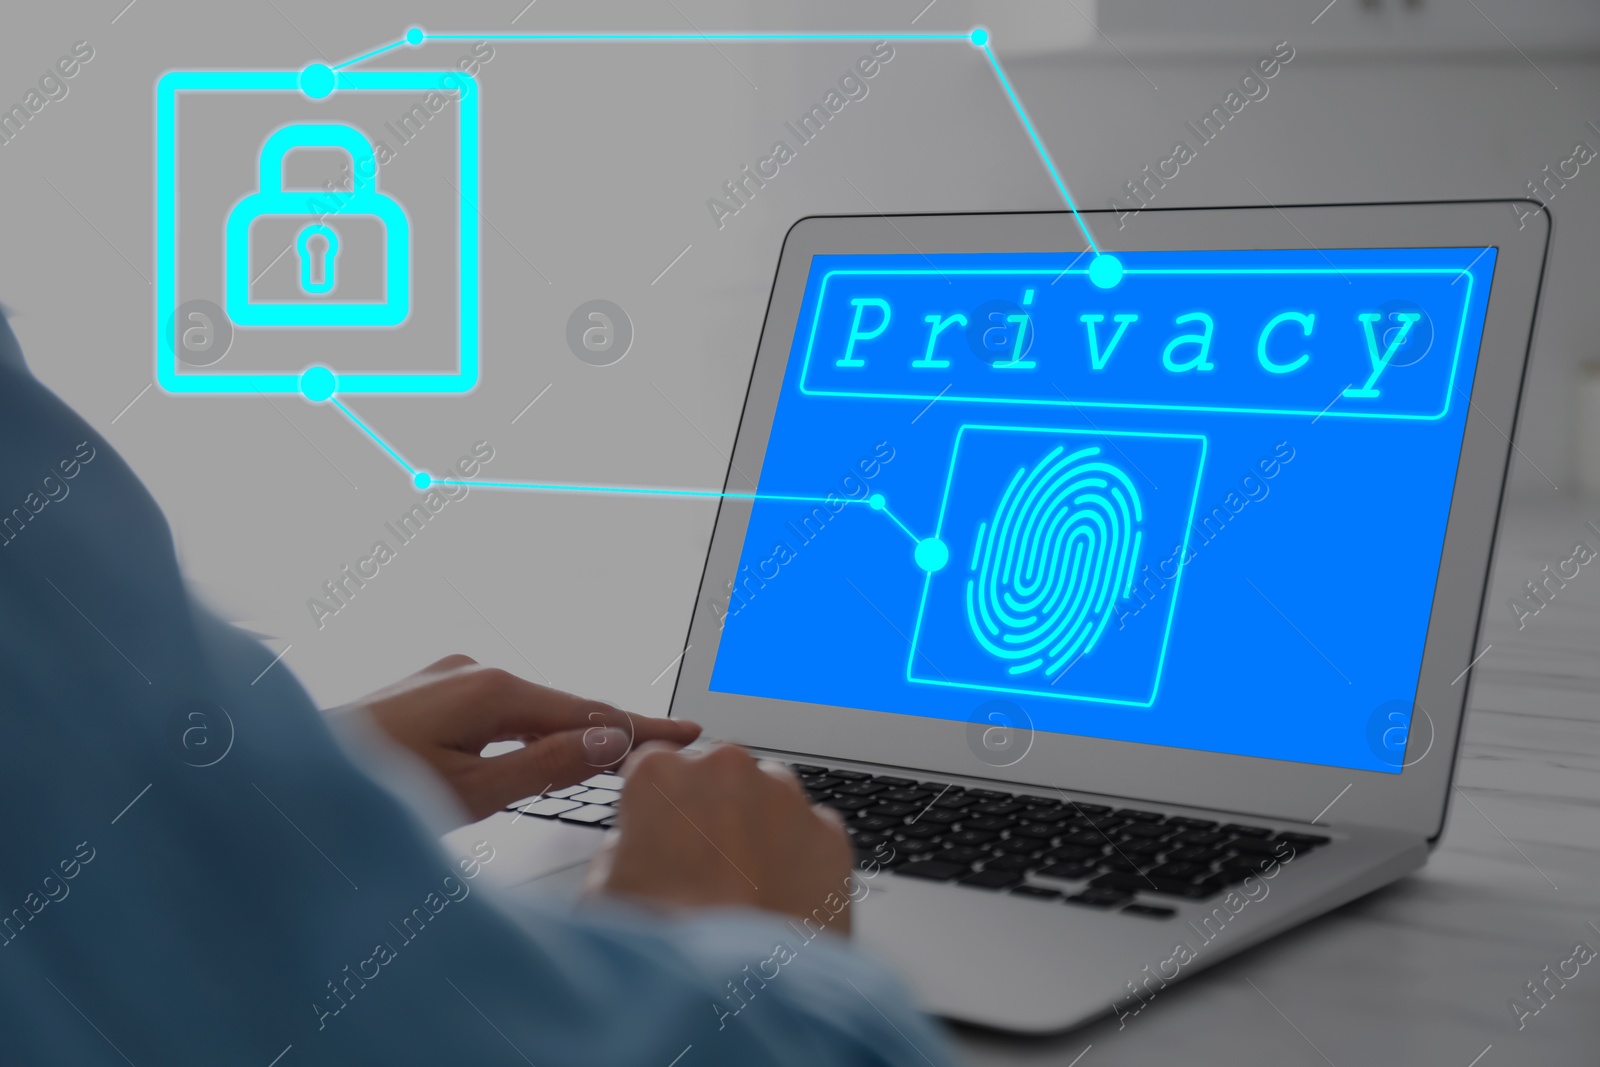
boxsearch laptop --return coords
[457,200,1549,1033]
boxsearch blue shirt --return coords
[0,313,958,1067]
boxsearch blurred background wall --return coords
[0,0,1593,714]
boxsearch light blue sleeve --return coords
[0,314,961,1066]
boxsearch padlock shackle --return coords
[258,123,380,194]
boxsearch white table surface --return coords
[948,496,1600,1066]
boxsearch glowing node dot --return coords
[1088,253,1124,289]
[969,27,990,48]
[868,493,887,511]
[298,63,336,100]
[413,471,433,490]
[298,365,337,402]
[915,538,950,573]
[404,26,425,46]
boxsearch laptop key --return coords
[918,809,964,826]
[982,855,1040,873]
[992,838,1045,857]
[961,815,1013,832]
[1115,808,1165,823]
[852,815,902,833]
[1222,823,1273,838]
[1067,802,1113,817]
[567,788,620,806]
[933,795,978,810]
[896,823,945,842]
[960,869,1024,890]
[517,798,582,817]
[1118,823,1169,840]
[1174,830,1229,847]
[872,776,918,788]
[1146,862,1211,882]
[973,800,1024,816]
[864,802,919,818]
[828,769,871,781]
[1276,832,1331,848]
[1229,837,1285,857]
[580,774,627,791]
[947,829,999,847]
[1166,846,1227,864]
[1035,862,1098,881]
[965,789,1011,801]
[931,847,989,866]
[1164,816,1218,830]
[790,764,825,775]
[881,788,934,804]
[1011,885,1063,901]
[1043,844,1101,863]
[1123,904,1177,919]
[833,782,887,796]
[1091,873,1212,899]
[822,795,875,812]
[1009,822,1060,840]
[1066,888,1132,908]
[896,860,968,882]
[557,805,614,824]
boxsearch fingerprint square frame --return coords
[154,70,481,396]
[907,424,1208,707]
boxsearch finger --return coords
[620,740,687,778]
[581,831,619,896]
[623,716,703,752]
[813,802,847,833]
[423,653,478,675]
[445,669,694,748]
[757,758,803,793]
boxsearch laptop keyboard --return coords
[507,764,1331,920]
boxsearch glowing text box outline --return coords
[798,265,1482,421]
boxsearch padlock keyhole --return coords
[296,223,341,296]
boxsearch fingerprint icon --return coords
[965,445,1143,677]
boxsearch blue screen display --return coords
[708,246,1496,774]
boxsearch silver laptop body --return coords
[457,200,1548,1034]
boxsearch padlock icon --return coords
[225,123,410,327]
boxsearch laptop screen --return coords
[707,246,1496,775]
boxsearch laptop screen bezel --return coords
[668,201,1549,840]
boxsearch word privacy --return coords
[797,249,1492,421]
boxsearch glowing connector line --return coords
[434,479,866,504]
[418,33,975,44]
[328,391,858,502]
[878,502,922,545]
[330,398,417,476]
[332,39,407,71]
[332,27,1100,251]
[975,43,1099,255]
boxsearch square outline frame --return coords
[907,424,1209,707]
[796,264,1478,421]
[154,69,481,395]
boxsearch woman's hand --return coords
[352,654,701,821]
[587,743,855,933]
